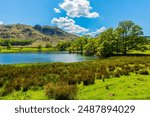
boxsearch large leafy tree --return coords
[70,36,87,54]
[84,38,97,56]
[117,20,144,55]
[57,41,70,51]
[96,28,115,57]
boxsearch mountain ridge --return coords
[0,24,77,45]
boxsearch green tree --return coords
[96,28,115,57]
[117,20,144,55]
[84,38,97,56]
[113,28,122,53]
[45,43,52,48]
[75,37,87,54]
[38,45,42,50]
[57,41,70,51]
[68,42,77,53]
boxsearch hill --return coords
[0,24,77,45]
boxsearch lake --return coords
[0,51,97,64]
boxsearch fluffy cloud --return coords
[59,0,99,18]
[87,27,107,36]
[51,17,89,35]
[54,8,61,13]
[0,21,3,25]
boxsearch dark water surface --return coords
[0,51,97,64]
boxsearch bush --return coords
[55,85,77,100]
[96,73,103,79]
[114,67,123,77]
[45,74,59,83]
[45,44,52,48]
[134,64,141,71]
[103,71,111,78]
[82,71,95,86]
[38,45,42,50]
[108,65,116,71]
[2,83,14,96]
[138,69,149,75]
[45,83,56,99]
[45,83,77,100]
[68,75,79,85]
[7,43,12,50]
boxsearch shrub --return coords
[114,67,123,77]
[45,74,59,83]
[55,85,77,100]
[45,44,52,48]
[134,64,141,71]
[96,73,103,79]
[7,43,12,50]
[138,69,149,75]
[108,65,115,71]
[68,75,79,85]
[103,71,111,78]
[45,83,56,99]
[38,45,42,50]
[2,83,14,96]
[122,69,130,76]
[82,71,95,86]
[45,83,77,100]
[114,71,120,77]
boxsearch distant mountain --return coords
[0,24,77,45]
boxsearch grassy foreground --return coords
[78,74,150,100]
[1,74,150,100]
[0,56,150,100]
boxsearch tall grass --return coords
[0,56,150,99]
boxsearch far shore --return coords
[0,46,57,53]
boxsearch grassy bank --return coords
[0,56,150,100]
[0,47,57,53]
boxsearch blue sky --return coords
[0,0,150,35]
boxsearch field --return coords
[0,47,56,53]
[0,56,150,100]
[78,74,150,100]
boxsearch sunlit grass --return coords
[78,74,150,100]
[0,47,56,53]
[0,89,48,100]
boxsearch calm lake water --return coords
[0,51,97,64]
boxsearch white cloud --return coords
[96,27,107,33]
[0,21,3,25]
[87,27,107,36]
[59,0,99,18]
[51,17,89,35]
[54,8,61,13]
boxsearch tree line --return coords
[0,39,33,46]
[57,20,148,57]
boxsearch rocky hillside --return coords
[0,24,77,45]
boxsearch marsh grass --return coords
[0,56,150,99]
